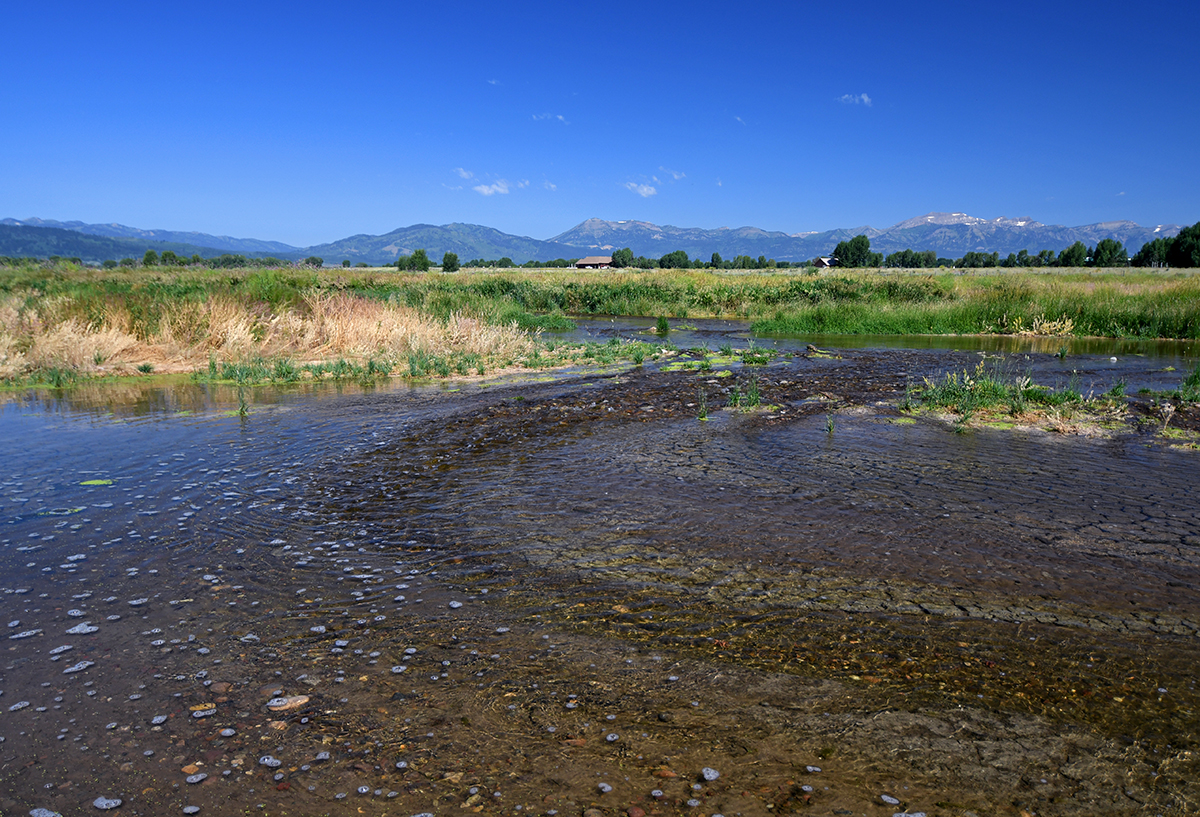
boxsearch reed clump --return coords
[917,359,1133,432]
[1,281,532,383]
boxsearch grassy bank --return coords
[752,271,1200,338]
[0,265,535,384]
[2,262,1198,384]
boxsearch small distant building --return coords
[575,256,613,269]
[814,257,836,268]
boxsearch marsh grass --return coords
[1169,364,1200,403]
[4,263,1199,386]
[2,277,532,384]
[917,359,1136,432]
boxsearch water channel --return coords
[1,326,1198,817]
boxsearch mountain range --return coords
[1,213,1186,266]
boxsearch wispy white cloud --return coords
[473,180,511,196]
[544,180,557,191]
[659,166,685,181]
[487,79,499,85]
[624,182,657,198]
[734,116,746,125]
[533,113,569,124]
[517,180,530,189]
[1117,191,1126,196]
[837,93,872,107]
[716,179,722,187]
[454,167,474,179]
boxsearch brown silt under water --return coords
[1,345,1198,816]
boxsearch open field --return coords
[1,262,1198,384]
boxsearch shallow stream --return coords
[1,334,1198,817]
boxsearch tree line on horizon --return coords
[4,222,1198,270]
[412,221,1200,271]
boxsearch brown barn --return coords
[575,256,613,269]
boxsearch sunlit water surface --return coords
[1,338,1198,817]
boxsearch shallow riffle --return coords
[1,341,1198,817]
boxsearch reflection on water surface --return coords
[1,343,1198,817]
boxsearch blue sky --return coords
[4,1,1197,247]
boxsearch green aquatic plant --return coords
[656,315,670,335]
[742,348,773,365]
[728,382,741,408]
[272,358,300,382]
[746,375,761,408]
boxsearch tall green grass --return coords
[6,264,1200,346]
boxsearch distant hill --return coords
[3,212,1188,266]
[550,213,1185,262]
[303,222,573,266]
[0,223,260,264]
[1,217,301,256]
[548,218,880,262]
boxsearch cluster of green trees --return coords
[1131,223,1200,267]
[827,223,1200,268]
[16,222,1198,273]
[460,256,579,269]
[1,254,84,266]
[609,248,801,270]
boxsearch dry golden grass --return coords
[0,291,533,379]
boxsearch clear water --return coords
[1,343,1198,816]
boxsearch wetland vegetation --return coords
[2,261,1200,815]
[1,261,1198,388]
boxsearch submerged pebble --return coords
[92,797,122,810]
[701,767,720,781]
